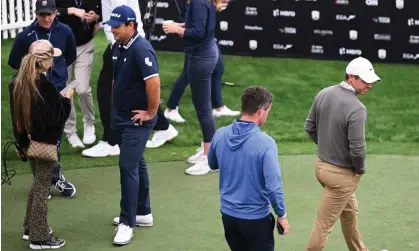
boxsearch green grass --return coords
[2,155,419,251]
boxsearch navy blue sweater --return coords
[183,0,216,52]
[8,19,77,90]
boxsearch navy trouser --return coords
[167,45,224,110]
[187,42,219,143]
[222,212,276,251]
[112,107,156,227]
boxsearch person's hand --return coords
[63,89,74,99]
[69,7,86,20]
[131,110,154,125]
[85,10,99,23]
[162,23,181,34]
[277,217,291,235]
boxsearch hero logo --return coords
[273,44,293,50]
[403,53,419,60]
[150,35,167,41]
[244,25,263,31]
[365,0,378,6]
[408,18,419,26]
[111,13,121,18]
[279,27,297,34]
[157,2,169,8]
[336,14,356,21]
[273,10,296,17]
[245,7,258,16]
[374,34,391,41]
[311,45,324,54]
[218,40,234,47]
[339,47,362,56]
[409,35,419,44]
[313,29,333,36]
[335,0,349,4]
[372,16,390,24]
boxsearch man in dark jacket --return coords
[8,0,77,199]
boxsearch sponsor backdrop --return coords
[149,0,419,64]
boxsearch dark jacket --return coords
[56,0,102,46]
[9,74,72,149]
[8,19,77,91]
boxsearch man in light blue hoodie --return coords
[208,86,290,251]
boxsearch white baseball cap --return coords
[345,57,381,84]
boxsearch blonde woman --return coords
[9,39,72,249]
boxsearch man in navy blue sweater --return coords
[8,0,78,199]
[208,86,291,251]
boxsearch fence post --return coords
[2,0,8,39]
[8,0,16,38]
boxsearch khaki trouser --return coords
[64,39,95,135]
[305,158,368,251]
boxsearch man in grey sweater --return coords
[304,57,381,251]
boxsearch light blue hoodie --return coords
[208,119,287,220]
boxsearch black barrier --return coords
[149,0,419,64]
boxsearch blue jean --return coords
[112,107,157,227]
[187,43,219,143]
[167,45,224,110]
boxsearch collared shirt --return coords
[101,0,145,45]
[112,31,159,114]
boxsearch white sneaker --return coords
[164,107,185,123]
[146,125,178,148]
[83,125,96,145]
[113,214,153,227]
[185,157,213,176]
[67,133,85,148]
[187,143,205,164]
[82,141,120,157]
[213,106,241,118]
[113,224,133,246]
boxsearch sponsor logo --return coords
[403,53,419,60]
[313,29,333,36]
[374,34,391,41]
[378,49,386,59]
[218,40,234,47]
[365,0,378,6]
[396,0,404,9]
[409,35,419,44]
[312,10,320,21]
[339,47,362,55]
[279,27,297,34]
[372,16,390,24]
[335,0,349,4]
[157,2,169,8]
[408,18,419,26]
[150,35,167,41]
[249,40,258,50]
[245,7,258,16]
[336,14,356,21]
[244,25,263,31]
[111,13,121,18]
[155,18,164,24]
[220,21,228,31]
[349,30,358,40]
[273,44,293,50]
[311,45,324,54]
[272,10,296,17]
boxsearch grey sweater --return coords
[304,84,367,174]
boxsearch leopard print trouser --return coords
[23,159,54,241]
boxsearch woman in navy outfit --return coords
[164,0,226,176]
